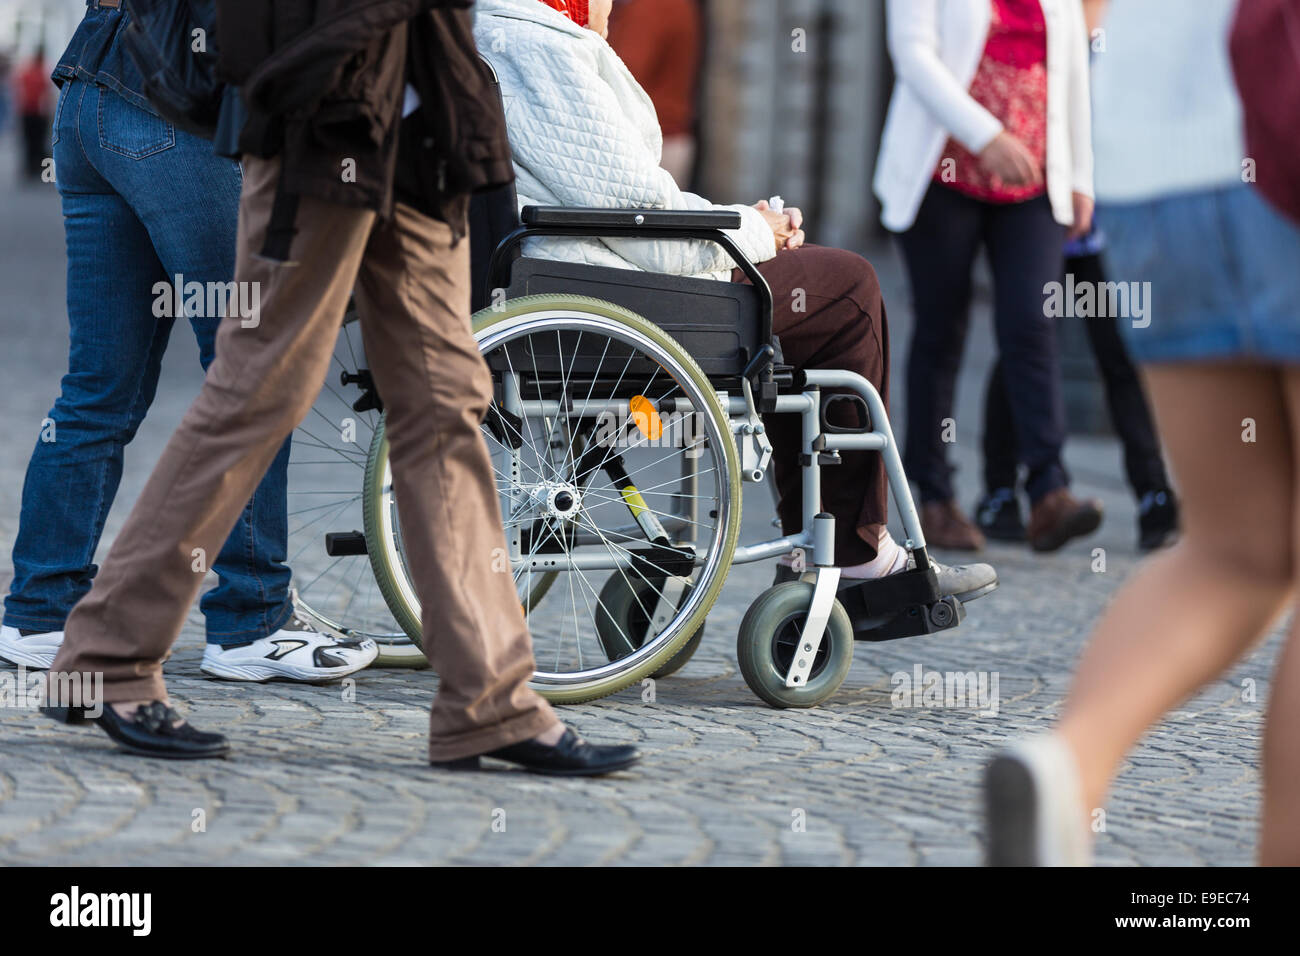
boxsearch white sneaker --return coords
[984,733,1092,866]
[0,624,63,669]
[201,615,378,683]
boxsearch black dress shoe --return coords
[974,488,1027,542]
[1137,488,1179,551]
[431,728,640,776]
[41,700,230,760]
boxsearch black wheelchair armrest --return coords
[521,205,743,232]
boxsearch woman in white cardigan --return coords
[874,0,1102,554]
[474,0,997,597]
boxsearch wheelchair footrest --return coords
[836,567,966,643]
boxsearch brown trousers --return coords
[740,245,891,566]
[51,157,558,761]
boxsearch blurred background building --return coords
[695,0,891,250]
[0,0,82,57]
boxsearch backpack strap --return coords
[258,178,300,265]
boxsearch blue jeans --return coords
[3,78,294,644]
[1102,184,1300,364]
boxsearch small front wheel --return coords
[595,572,704,678]
[737,581,853,708]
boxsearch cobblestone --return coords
[0,157,1281,866]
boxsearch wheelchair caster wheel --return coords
[737,582,853,708]
[595,574,703,678]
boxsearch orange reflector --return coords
[629,395,662,440]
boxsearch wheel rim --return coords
[369,308,736,687]
[770,612,831,681]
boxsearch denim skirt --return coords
[1098,183,1300,364]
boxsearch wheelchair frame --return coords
[484,204,968,697]
[289,54,985,704]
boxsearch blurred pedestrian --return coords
[975,226,1180,551]
[606,0,702,187]
[0,52,13,139]
[1,2,377,684]
[43,0,639,775]
[985,0,1300,866]
[875,0,1103,553]
[15,47,51,179]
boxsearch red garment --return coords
[15,58,50,117]
[607,0,702,137]
[538,0,589,26]
[934,0,1048,203]
[1231,0,1300,224]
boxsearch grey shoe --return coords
[928,558,998,602]
[779,555,998,603]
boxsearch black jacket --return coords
[213,0,514,226]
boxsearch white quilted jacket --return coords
[473,0,778,280]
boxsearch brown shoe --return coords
[920,500,986,552]
[1027,488,1104,552]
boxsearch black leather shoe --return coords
[41,700,230,760]
[974,488,1027,542]
[431,728,640,776]
[1137,488,1179,551]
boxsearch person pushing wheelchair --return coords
[41,0,639,775]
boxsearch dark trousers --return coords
[738,245,890,565]
[982,251,1170,497]
[898,183,1069,505]
[20,113,48,178]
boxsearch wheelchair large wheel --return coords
[285,311,427,668]
[364,295,741,702]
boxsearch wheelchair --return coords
[283,193,990,708]
[282,72,991,708]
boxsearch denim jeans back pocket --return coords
[97,86,174,159]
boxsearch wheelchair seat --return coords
[470,186,767,381]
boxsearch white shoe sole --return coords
[0,645,57,669]
[955,579,998,603]
[200,650,377,684]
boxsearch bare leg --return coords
[1260,370,1300,863]
[1056,364,1295,820]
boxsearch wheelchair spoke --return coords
[355,306,742,683]
[573,511,662,636]
[577,487,721,533]
[498,346,558,479]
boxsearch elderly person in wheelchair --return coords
[474,0,998,601]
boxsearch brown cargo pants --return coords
[50,156,559,761]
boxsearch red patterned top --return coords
[934,0,1048,202]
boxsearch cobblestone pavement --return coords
[0,149,1282,866]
